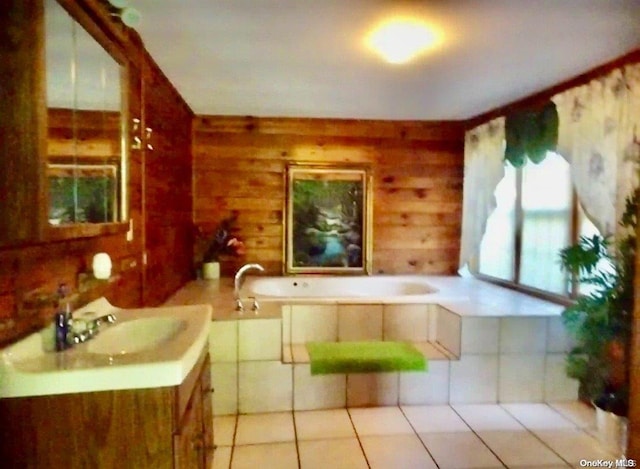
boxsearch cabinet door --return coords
[174,388,204,469]
[201,356,214,468]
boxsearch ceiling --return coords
[131,0,640,121]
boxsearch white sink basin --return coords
[0,298,212,398]
[88,317,187,355]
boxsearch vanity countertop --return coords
[0,299,212,398]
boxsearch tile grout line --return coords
[291,409,302,469]
[288,305,302,468]
[227,414,240,469]
[227,320,242,469]
[346,407,372,469]
[397,405,441,469]
[498,402,575,467]
[447,405,509,468]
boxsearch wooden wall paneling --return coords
[141,50,194,306]
[192,116,464,276]
[0,0,47,246]
[0,232,143,346]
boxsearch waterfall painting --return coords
[285,165,372,274]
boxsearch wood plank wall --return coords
[141,49,194,306]
[193,116,464,276]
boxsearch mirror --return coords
[45,0,126,226]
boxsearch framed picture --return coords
[285,164,372,274]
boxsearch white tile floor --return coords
[212,402,617,469]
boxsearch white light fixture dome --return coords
[366,17,441,65]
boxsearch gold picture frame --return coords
[285,164,372,274]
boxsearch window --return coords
[519,154,572,294]
[479,151,605,297]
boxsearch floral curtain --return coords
[459,117,505,273]
[553,63,640,237]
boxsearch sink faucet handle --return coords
[249,297,260,314]
[235,298,244,314]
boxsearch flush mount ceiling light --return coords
[365,17,440,64]
[120,7,141,27]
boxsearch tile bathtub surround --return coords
[398,361,450,405]
[460,317,500,354]
[544,354,581,401]
[211,362,238,416]
[293,364,346,410]
[211,315,578,412]
[449,354,499,404]
[205,289,577,415]
[209,321,238,362]
[290,304,338,343]
[499,317,548,354]
[346,372,399,407]
[238,361,293,413]
[337,304,383,341]
[498,354,545,402]
[238,318,281,361]
[213,403,614,468]
[435,306,462,357]
[382,304,430,342]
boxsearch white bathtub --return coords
[245,275,438,302]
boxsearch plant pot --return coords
[202,262,220,280]
[595,405,628,457]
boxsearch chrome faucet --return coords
[68,313,117,345]
[86,313,117,331]
[233,263,265,313]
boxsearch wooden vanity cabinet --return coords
[0,348,214,469]
[174,351,214,469]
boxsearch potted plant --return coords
[194,214,246,279]
[559,191,636,454]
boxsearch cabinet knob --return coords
[203,387,214,394]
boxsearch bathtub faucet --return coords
[233,263,265,313]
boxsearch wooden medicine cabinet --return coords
[0,0,131,247]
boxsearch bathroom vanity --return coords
[0,348,213,468]
[0,300,213,468]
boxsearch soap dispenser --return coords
[54,283,71,351]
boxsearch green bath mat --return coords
[306,341,427,375]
